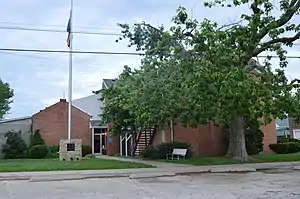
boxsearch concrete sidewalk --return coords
[0,161,299,182]
[96,155,191,168]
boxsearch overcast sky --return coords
[0,0,299,119]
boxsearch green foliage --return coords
[224,117,264,155]
[47,145,59,158]
[85,154,96,158]
[101,1,300,160]
[2,130,27,159]
[269,142,300,154]
[156,142,193,158]
[141,142,192,159]
[0,78,13,119]
[277,137,300,143]
[29,130,45,149]
[28,145,48,159]
[140,145,160,159]
[82,145,92,157]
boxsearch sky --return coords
[0,0,299,119]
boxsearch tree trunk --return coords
[226,116,249,162]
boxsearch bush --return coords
[29,130,45,149]
[224,117,264,155]
[47,145,59,158]
[2,130,27,159]
[269,142,300,154]
[29,145,48,159]
[140,145,160,159]
[82,145,92,157]
[156,141,193,159]
[85,154,95,158]
[277,137,300,143]
[140,142,193,159]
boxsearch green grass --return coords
[0,158,153,172]
[161,153,300,166]
[251,153,300,163]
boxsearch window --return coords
[293,129,300,140]
[67,143,75,151]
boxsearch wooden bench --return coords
[166,148,187,160]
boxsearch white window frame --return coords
[293,129,300,139]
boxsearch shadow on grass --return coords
[159,153,300,166]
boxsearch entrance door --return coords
[94,135,101,153]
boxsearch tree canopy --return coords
[101,0,300,161]
[0,78,13,119]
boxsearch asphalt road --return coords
[0,169,299,199]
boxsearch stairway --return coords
[134,128,156,156]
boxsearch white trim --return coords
[92,125,108,128]
[0,116,31,124]
[293,129,300,139]
[103,80,108,89]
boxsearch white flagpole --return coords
[68,0,73,140]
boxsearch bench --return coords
[166,148,187,160]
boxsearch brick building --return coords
[288,117,300,139]
[2,78,278,157]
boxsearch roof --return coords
[276,118,289,130]
[72,93,103,120]
[102,79,116,89]
[0,116,31,124]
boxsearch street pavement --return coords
[0,168,300,198]
[0,160,300,182]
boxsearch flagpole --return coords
[68,0,73,140]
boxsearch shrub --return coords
[82,145,92,157]
[140,145,160,159]
[224,117,264,155]
[140,142,193,159]
[29,130,45,149]
[277,137,300,143]
[29,145,48,159]
[2,130,27,159]
[47,145,59,158]
[85,154,95,158]
[156,141,193,159]
[269,142,300,154]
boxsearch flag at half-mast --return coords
[66,12,71,48]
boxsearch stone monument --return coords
[59,139,82,161]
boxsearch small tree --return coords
[2,130,27,159]
[0,78,13,119]
[29,129,45,149]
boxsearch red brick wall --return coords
[260,120,277,152]
[107,124,120,156]
[152,123,227,157]
[152,119,277,156]
[32,99,92,146]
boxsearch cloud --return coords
[1,0,299,119]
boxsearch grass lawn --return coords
[0,158,153,172]
[161,153,300,166]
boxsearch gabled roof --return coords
[0,116,31,124]
[72,94,103,121]
[276,118,289,130]
[102,79,116,89]
[33,99,91,118]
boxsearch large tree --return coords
[101,0,300,162]
[0,78,13,119]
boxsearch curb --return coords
[129,172,176,179]
[0,162,299,182]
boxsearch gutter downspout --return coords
[170,119,174,142]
